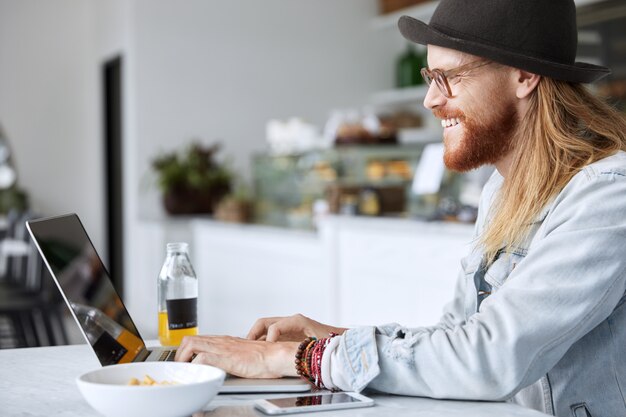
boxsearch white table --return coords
[0,344,550,417]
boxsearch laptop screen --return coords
[27,214,145,365]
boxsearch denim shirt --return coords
[326,151,626,417]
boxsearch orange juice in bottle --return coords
[158,311,198,346]
[157,243,198,346]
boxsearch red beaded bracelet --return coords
[294,333,338,389]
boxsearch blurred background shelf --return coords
[369,85,442,142]
[576,0,613,8]
[370,85,429,105]
[371,1,439,30]
[398,127,442,144]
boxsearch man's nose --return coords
[423,82,446,110]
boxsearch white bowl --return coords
[76,362,225,417]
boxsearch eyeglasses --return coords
[421,60,492,98]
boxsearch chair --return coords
[0,211,69,348]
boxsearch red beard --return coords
[434,103,518,172]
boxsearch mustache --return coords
[433,108,465,120]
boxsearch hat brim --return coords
[398,15,610,84]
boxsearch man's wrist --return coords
[275,341,300,377]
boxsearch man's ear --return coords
[514,70,541,99]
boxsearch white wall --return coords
[0,0,104,253]
[0,0,404,258]
[124,0,406,332]
[131,0,400,218]
[0,1,410,324]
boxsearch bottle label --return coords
[166,297,198,330]
[93,331,128,365]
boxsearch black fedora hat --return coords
[398,0,610,83]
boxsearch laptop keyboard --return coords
[158,349,177,361]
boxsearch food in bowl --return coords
[76,361,225,417]
[127,374,179,386]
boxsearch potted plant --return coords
[214,182,254,224]
[151,142,232,215]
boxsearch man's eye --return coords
[449,76,463,84]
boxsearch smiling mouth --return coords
[441,117,461,128]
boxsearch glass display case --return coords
[252,144,475,229]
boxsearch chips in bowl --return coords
[76,362,225,417]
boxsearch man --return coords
[176,1,626,415]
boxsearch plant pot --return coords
[162,184,230,215]
[214,198,253,224]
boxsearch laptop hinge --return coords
[133,348,151,362]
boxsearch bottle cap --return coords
[166,242,189,252]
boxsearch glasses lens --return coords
[420,68,433,86]
[433,70,451,97]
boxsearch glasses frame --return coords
[421,60,492,98]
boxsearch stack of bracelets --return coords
[295,333,338,389]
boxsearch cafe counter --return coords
[127,215,474,340]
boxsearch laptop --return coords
[26,213,310,393]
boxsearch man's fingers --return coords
[246,317,280,340]
[246,322,263,340]
[175,336,196,362]
[175,336,220,362]
[247,314,313,341]
[266,316,301,342]
[191,352,215,365]
[265,324,282,342]
[170,334,291,379]
[246,324,263,340]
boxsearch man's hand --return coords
[174,335,299,379]
[246,313,347,342]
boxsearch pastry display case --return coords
[251,144,471,229]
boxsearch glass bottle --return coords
[396,43,423,88]
[358,188,381,216]
[71,302,144,365]
[157,242,198,346]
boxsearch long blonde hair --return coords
[480,79,626,263]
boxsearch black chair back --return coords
[0,211,69,348]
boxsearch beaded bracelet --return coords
[295,333,338,389]
[295,336,316,382]
[303,338,316,382]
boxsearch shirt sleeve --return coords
[324,168,626,400]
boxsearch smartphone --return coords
[254,392,374,415]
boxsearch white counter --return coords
[127,216,474,339]
[0,344,549,417]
